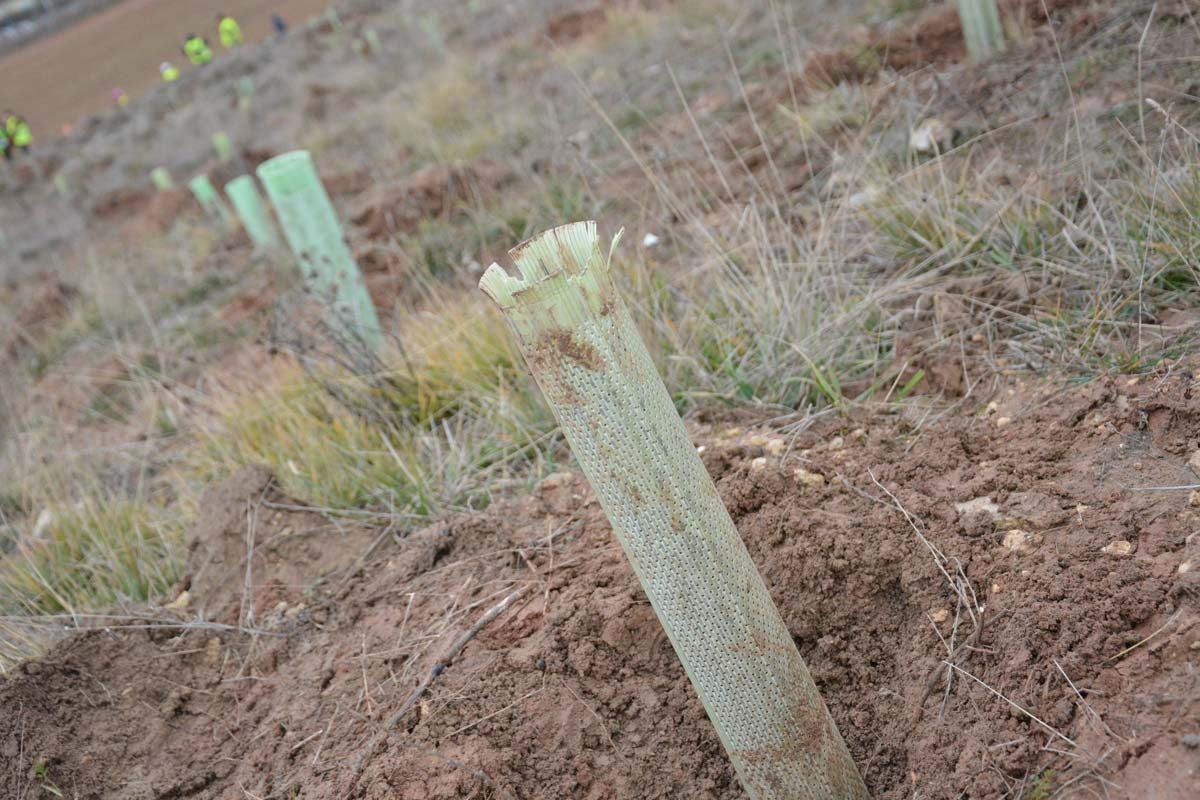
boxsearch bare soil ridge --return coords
[3,371,1197,798]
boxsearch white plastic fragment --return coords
[1102,540,1134,557]
[954,496,1000,517]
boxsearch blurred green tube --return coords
[225,175,280,251]
[256,150,381,348]
[364,28,382,56]
[237,77,255,111]
[956,0,1004,60]
[150,167,174,191]
[213,132,234,162]
[188,174,236,230]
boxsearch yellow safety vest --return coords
[184,36,213,66]
[5,117,30,148]
[162,65,180,82]
[218,17,243,48]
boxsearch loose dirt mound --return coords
[805,0,1097,85]
[2,372,1198,798]
[350,160,514,241]
[2,273,78,358]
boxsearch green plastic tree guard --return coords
[213,131,234,162]
[225,175,280,251]
[956,0,1004,60]
[150,167,174,191]
[257,150,381,348]
[479,221,870,800]
[188,174,236,230]
[364,28,382,56]
[237,77,255,111]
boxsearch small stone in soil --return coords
[1001,529,1042,553]
[954,496,999,517]
[794,468,825,487]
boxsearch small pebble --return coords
[793,468,825,487]
[750,457,768,472]
[929,609,950,624]
[828,436,845,451]
[1190,490,1200,508]
[538,471,573,491]
[1001,529,1042,554]
[765,438,786,456]
[995,416,1012,428]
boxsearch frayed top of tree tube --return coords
[479,221,623,309]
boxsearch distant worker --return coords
[3,111,31,158]
[271,13,287,37]
[160,61,180,82]
[183,33,213,66]
[112,87,130,107]
[217,13,243,48]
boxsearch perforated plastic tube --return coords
[480,222,869,800]
[188,174,235,230]
[956,0,1004,60]
[257,150,381,349]
[225,175,280,251]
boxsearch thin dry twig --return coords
[1053,658,1125,743]
[1101,609,1182,663]
[944,661,1078,749]
[862,469,983,621]
[351,586,526,776]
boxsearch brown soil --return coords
[349,160,515,241]
[2,273,78,356]
[544,6,609,44]
[805,0,1098,85]
[3,370,1198,799]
